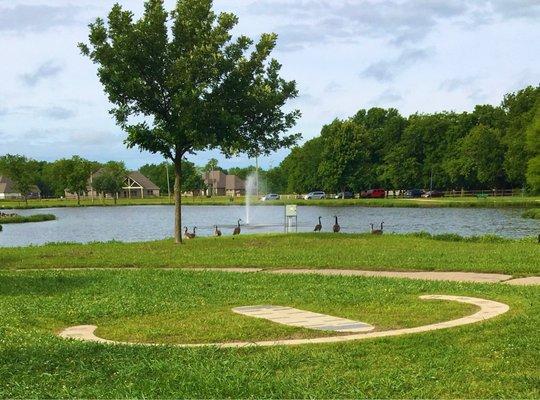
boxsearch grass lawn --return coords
[2,233,539,276]
[0,269,538,398]
[1,195,539,209]
[0,213,56,224]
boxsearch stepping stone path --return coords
[232,305,374,333]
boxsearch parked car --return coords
[405,189,424,198]
[261,193,280,201]
[360,189,386,198]
[334,191,354,199]
[304,191,326,200]
[422,190,445,198]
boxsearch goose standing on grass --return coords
[314,216,322,232]
[214,225,222,237]
[191,227,197,238]
[370,222,383,235]
[233,219,242,235]
[184,226,195,239]
[333,216,341,233]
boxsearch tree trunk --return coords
[174,159,183,244]
[77,193,80,206]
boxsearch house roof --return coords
[88,169,159,190]
[204,170,227,188]
[129,171,159,190]
[226,174,245,190]
[0,175,40,194]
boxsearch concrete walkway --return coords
[268,269,514,283]
[14,266,540,285]
[59,295,509,348]
[503,276,540,286]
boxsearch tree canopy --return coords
[92,161,128,204]
[0,154,39,204]
[80,0,300,242]
[274,85,539,193]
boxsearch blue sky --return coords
[0,0,539,169]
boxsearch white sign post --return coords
[284,205,298,233]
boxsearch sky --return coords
[0,0,539,170]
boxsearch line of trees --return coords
[0,155,206,203]
[266,85,540,194]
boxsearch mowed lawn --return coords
[2,233,539,275]
[0,269,538,398]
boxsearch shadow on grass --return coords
[0,274,98,296]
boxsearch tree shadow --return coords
[0,273,98,296]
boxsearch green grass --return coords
[2,233,539,276]
[1,195,538,209]
[522,208,540,219]
[0,213,56,224]
[0,269,538,398]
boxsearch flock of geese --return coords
[184,219,242,239]
[315,216,384,234]
[183,217,384,239]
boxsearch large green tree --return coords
[50,156,94,205]
[0,154,39,205]
[501,86,540,186]
[80,0,300,242]
[140,160,204,195]
[525,104,540,193]
[318,119,372,193]
[92,161,127,204]
[461,125,506,188]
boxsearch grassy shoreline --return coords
[2,233,539,276]
[1,195,539,210]
[522,208,540,219]
[0,213,56,224]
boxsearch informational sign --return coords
[284,205,298,233]
[285,204,297,217]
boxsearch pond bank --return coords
[1,196,539,210]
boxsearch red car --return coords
[361,189,386,198]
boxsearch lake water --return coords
[0,205,538,247]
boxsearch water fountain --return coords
[245,171,259,225]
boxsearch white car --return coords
[304,191,326,200]
[261,193,280,201]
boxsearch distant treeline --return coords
[267,85,540,194]
[2,85,539,198]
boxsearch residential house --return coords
[203,170,245,196]
[0,176,41,199]
[65,170,160,199]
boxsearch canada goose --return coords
[370,223,383,235]
[214,225,222,237]
[233,219,242,235]
[184,226,195,239]
[314,216,322,232]
[192,227,197,238]
[333,216,341,233]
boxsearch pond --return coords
[0,205,538,247]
